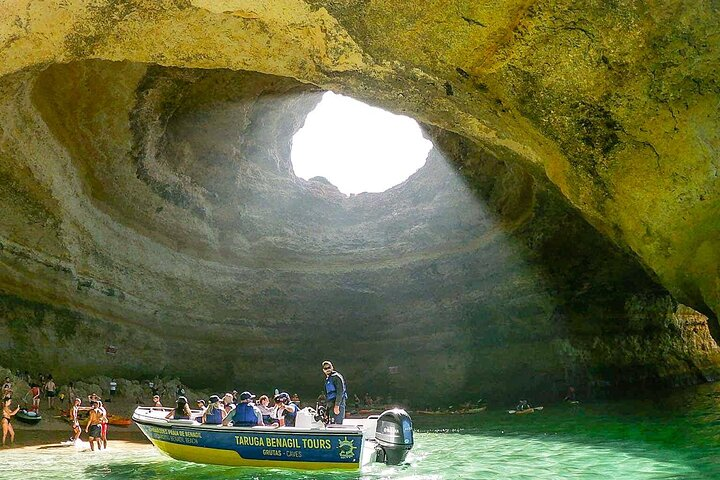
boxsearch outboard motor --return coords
[374,409,413,465]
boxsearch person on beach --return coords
[69,397,83,443]
[2,396,20,446]
[45,375,56,409]
[85,401,104,451]
[109,378,117,398]
[29,384,41,413]
[2,377,12,398]
[66,382,77,407]
[322,361,347,424]
[98,400,109,449]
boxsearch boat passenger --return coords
[222,393,235,414]
[274,392,298,427]
[202,395,225,425]
[257,395,276,426]
[166,396,192,420]
[291,393,301,406]
[152,395,162,407]
[2,396,20,446]
[322,361,347,425]
[223,391,263,427]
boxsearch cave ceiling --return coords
[0,1,718,401]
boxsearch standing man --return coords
[45,375,56,409]
[109,378,117,399]
[85,400,104,451]
[322,361,347,425]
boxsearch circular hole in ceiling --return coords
[291,92,433,195]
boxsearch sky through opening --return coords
[291,92,433,195]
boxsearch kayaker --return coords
[516,400,531,411]
[2,396,20,446]
[274,392,298,427]
[201,395,225,425]
[322,361,347,425]
[223,391,263,427]
[85,401,104,451]
[165,396,192,420]
[564,386,577,402]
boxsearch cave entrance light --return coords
[291,92,433,195]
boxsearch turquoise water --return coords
[4,382,720,479]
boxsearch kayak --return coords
[107,415,132,427]
[16,409,42,424]
[508,406,544,415]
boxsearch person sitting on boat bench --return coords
[166,396,192,420]
[274,392,298,427]
[223,391,263,427]
[201,395,225,425]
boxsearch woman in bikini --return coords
[69,397,83,442]
[2,396,20,446]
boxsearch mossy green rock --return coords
[0,2,718,403]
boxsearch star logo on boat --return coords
[337,436,357,459]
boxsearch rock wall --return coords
[0,60,717,404]
[0,2,719,403]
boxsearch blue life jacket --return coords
[282,403,298,427]
[325,372,347,403]
[232,403,259,427]
[204,406,223,425]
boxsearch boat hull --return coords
[135,419,364,470]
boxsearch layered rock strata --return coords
[0,2,718,402]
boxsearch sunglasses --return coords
[322,367,332,371]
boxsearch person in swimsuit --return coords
[69,397,83,442]
[85,401,104,451]
[2,396,20,446]
[45,375,56,409]
[2,377,12,398]
[98,400,109,449]
[28,384,41,413]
